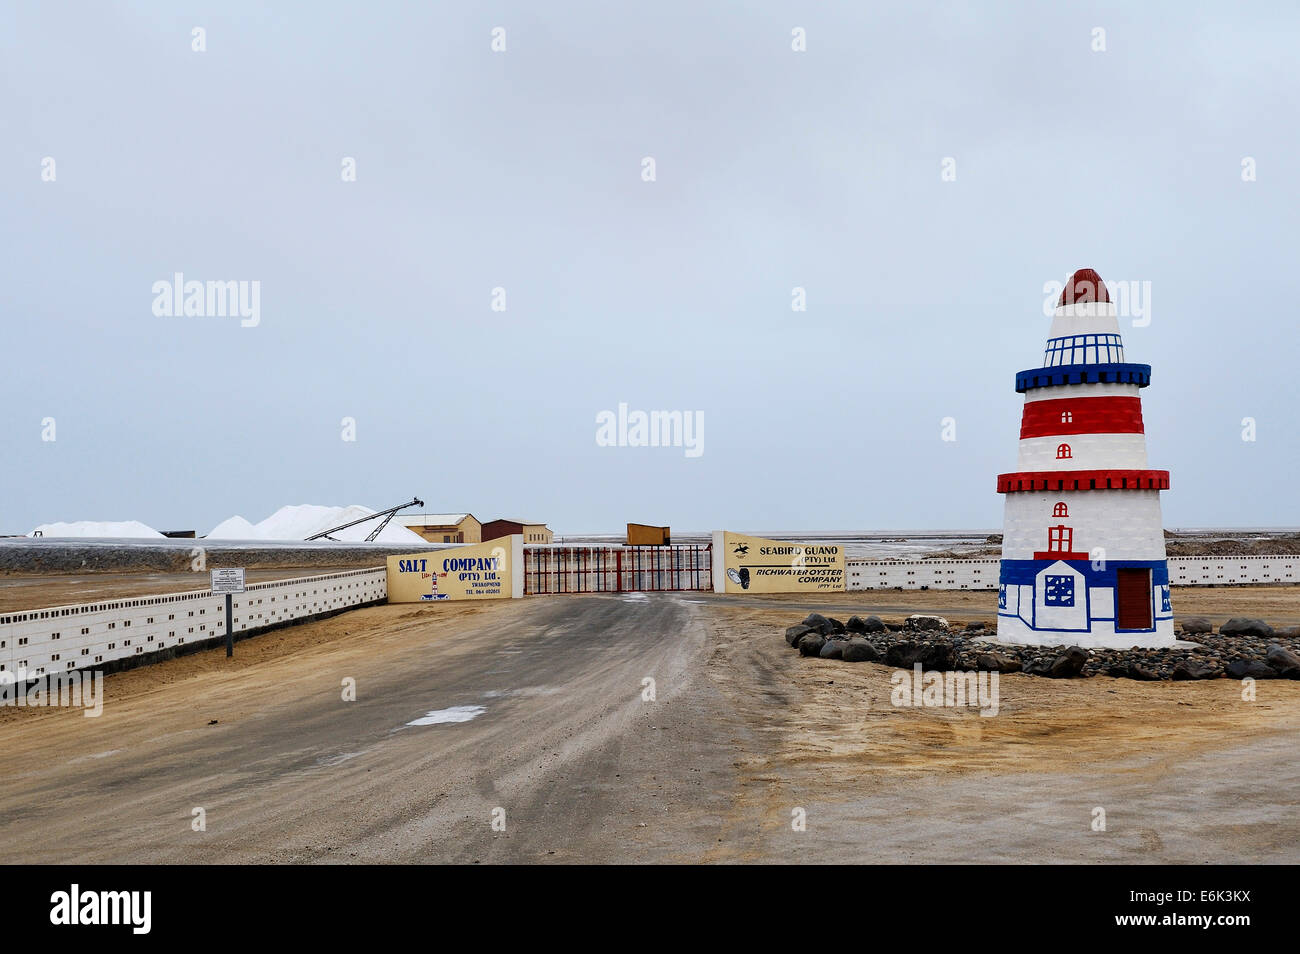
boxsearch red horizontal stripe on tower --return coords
[996,469,1170,493]
[1020,396,1144,439]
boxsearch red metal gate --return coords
[523,545,712,594]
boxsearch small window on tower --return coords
[1061,410,1073,424]
[1056,443,1072,459]
[1052,502,1069,517]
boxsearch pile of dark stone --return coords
[784,613,1300,681]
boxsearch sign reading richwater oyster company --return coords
[386,538,515,602]
[714,531,845,594]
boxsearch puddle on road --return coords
[405,705,486,727]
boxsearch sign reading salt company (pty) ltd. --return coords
[386,537,520,603]
[714,531,845,594]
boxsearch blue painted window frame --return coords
[1043,333,1125,367]
[1044,574,1075,607]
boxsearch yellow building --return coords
[627,523,671,546]
[482,519,552,545]
[395,513,482,544]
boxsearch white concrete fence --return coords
[1165,555,1298,586]
[0,567,386,681]
[846,556,1298,590]
[848,558,1001,590]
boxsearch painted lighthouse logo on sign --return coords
[421,571,446,601]
[393,556,448,600]
[995,269,1175,649]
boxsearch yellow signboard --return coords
[718,531,845,594]
[386,538,514,603]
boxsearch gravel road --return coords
[0,595,744,863]
[1,591,1296,863]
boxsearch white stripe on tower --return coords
[1023,381,1139,403]
[1015,433,1149,471]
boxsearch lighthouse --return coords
[996,269,1175,648]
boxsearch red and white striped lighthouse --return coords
[996,269,1175,648]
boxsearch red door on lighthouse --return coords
[1116,568,1152,629]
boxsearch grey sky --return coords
[2,1,1296,535]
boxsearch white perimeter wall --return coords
[847,556,1298,591]
[1165,556,1299,587]
[849,559,1001,590]
[0,567,387,681]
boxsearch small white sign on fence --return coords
[210,568,246,594]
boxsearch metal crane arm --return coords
[305,497,425,541]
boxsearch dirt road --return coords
[1,591,1296,863]
[0,594,744,863]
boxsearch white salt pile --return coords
[206,504,426,544]
[207,515,258,539]
[29,520,165,539]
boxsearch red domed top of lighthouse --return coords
[1058,268,1110,306]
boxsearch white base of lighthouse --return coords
[995,613,1176,649]
[996,556,1176,649]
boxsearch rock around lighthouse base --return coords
[995,614,1176,650]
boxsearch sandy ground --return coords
[0,589,1297,863]
[701,596,1300,862]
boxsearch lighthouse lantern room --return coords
[996,269,1175,648]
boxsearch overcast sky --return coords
[2,1,1296,536]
